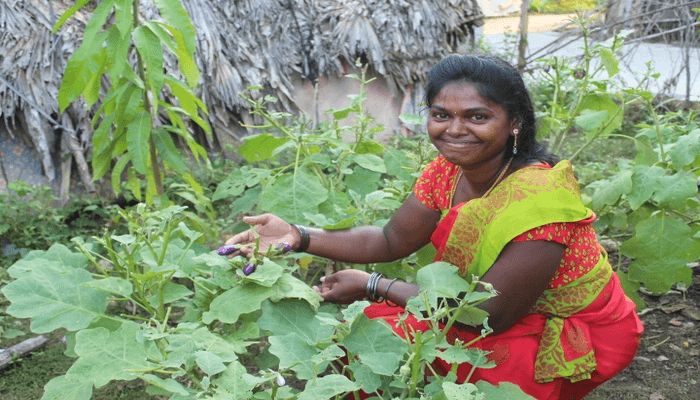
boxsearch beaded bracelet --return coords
[292,224,310,252]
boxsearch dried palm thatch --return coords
[0,0,484,196]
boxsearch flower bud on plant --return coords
[242,262,256,276]
[276,374,286,387]
[217,245,238,256]
[399,364,411,376]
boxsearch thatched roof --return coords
[0,0,484,195]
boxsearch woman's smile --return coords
[427,82,516,171]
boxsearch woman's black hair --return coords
[425,53,559,167]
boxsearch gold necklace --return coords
[449,157,514,206]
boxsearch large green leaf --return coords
[343,315,407,374]
[2,265,109,333]
[153,128,187,174]
[66,322,156,387]
[652,170,698,209]
[259,169,328,224]
[202,284,274,324]
[627,165,665,209]
[238,134,290,163]
[211,361,254,399]
[268,333,321,379]
[592,169,633,210]
[621,214,700,293]
[351,153,386,173]
[126,111,152,174]
[268,273,323,309]
[153,0,196,54]
[474,381,536,399]
[416,262,472,306]
[297,374,360,400]
[58,31,108,112]
[598,48,620,77]
[133,25,165,94]
[442,381,480,400]
[576,94,622,138]
[258,299,333,345]
[195,351,227,376]
[7,244,87,278]
[42,375,93,400]
[344,165,381,196]
[668,129,700,169]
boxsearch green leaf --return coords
[474,381,536,399]
[574,109,609,132]
[576,94,623,138]
[343,315,407,365]
[598,48,620,77]
[443,381,480,400]
[111,155,131,194]
[212,166,270,201]
[153,128,187,174]
[161,23,199,88]
[7,244,88,278]
[42,375,93,400]
[195,351,227,376]
[348,362,382,394]
[621,214,700,293]
[297,374,360,400]
[399,113,426,125]
[147,282,193,307]
[384,148,417,182]
[58,31,108,112]
[616,271,645,310]
[2,265,109,333]
[202,284,274,324]
[153,0,196,54]
[652,170,698,209]
[258,299,332,344]
[83,49,108,108]
[668,129,700,169]
[238,134,290,163]
[133,25,165,94]
[140,374,189,396]
[357,352,401,376]
[627,165,665,209]
[126,111,152,174]
[634,137,658,165]
[268,273,323,309]
[67,322,155,387]
[416,262,472,305]
[592,169,633,210]
[259,169,328,225]
[211,361,254,399]
[52,0,92,33]
[351,153,386,173]
[344,166,381,196]
[80,277,133,298]
[268,333,321,379]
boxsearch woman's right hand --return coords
[221,214,301,258]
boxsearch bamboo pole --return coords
[518,0,531,73]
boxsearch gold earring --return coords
[512,131,519,155]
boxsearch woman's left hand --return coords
[313,270,370,304]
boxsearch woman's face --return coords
[427,82,516,170]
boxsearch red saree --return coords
[367,159,643,399]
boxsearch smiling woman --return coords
[224,53,644,400]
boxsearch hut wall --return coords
[290,68,405,141]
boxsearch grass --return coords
[530,0,600,14]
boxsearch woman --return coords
[224,54,643,399]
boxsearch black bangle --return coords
[366,272,384,302]
[384,278,400,307]
[293,224,310,252]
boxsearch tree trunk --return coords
[518,0,530,73]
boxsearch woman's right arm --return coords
[224,193,441,264]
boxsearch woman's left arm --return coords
[472,240,565,335]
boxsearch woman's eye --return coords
[471,114,486,121]
[433,112,448,119]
